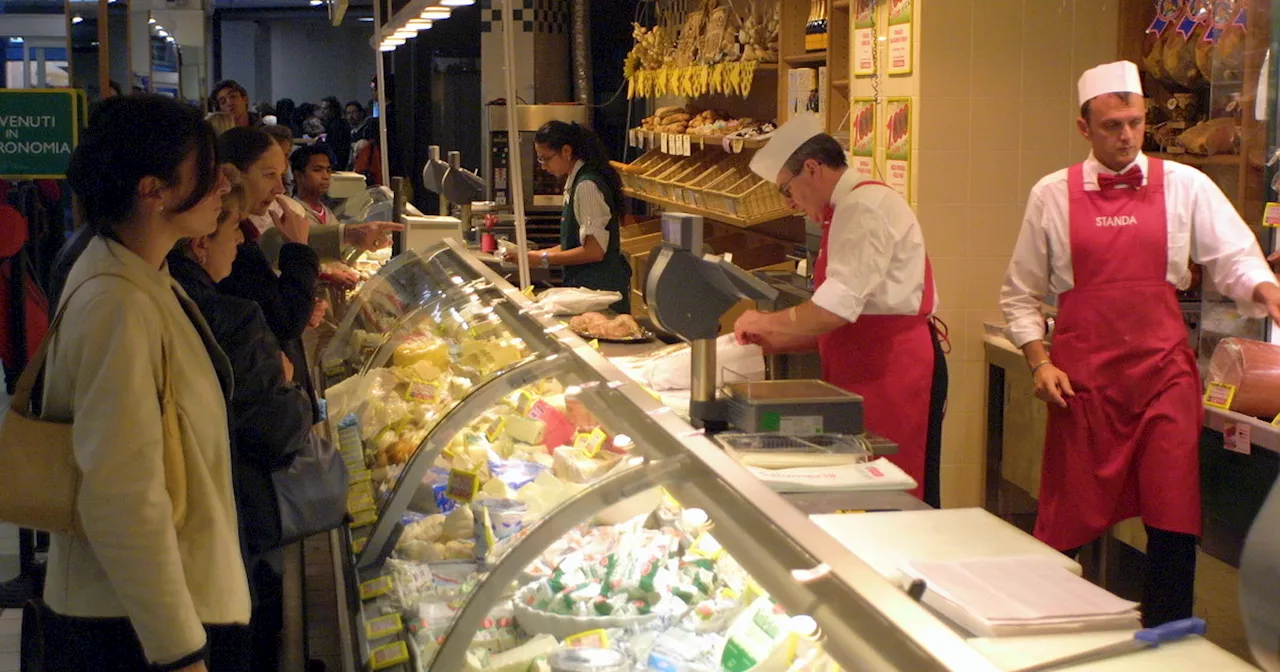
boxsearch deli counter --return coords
[315,239,1000,672]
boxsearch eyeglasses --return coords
[777,172,797,200]
[535,153,556,166]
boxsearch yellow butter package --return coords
[369,641,409,670]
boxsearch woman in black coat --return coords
[169,179,314,672]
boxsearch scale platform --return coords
[723,379,864,435]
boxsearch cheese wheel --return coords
[1207,338,1280,418]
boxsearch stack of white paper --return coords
[901,556,1140,637]
[746,457,917,493]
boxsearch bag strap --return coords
[10,272,129,416]
[11,272,175,418]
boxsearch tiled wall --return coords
[914,0,1119,508]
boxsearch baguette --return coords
[654,105,685,117]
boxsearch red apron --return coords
[814,183,937,500]
[1033,159,1202,551]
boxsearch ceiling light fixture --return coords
[440,0,474,6]
[407,18,432,27]
[148,17,156,23]
[358,16,374,21]
[310,0,323,6]
[71,15,83,23]
[157,29,168,37]
[420,7,449,18]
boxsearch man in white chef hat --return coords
[1000,60,1280,626]
[734,112,947,508]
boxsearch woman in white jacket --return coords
[35,95,252,670]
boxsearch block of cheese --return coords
[504,415,546,445]
[464,634,558,672]
[393,337,449,369]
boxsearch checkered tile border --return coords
[480,0,569,34]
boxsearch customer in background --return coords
[217,127,320,415]
[205,111,236,137]
[275,98,299,138]
[262,123,296,203]
[319,96,352,170]
[345,101,369,168]
[36,94,251,670]
[211,79,260,128]
[169,176,314,672]
[352,117,383,186]
[289,144,336,228]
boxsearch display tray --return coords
[570,326,656,343]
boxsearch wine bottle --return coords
[806,0,829,52]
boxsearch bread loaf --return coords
[654,105,685,118]
[1208,338,1280,419]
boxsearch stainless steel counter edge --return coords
[983,327,1280,455]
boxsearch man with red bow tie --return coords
[1001,60,1280,626]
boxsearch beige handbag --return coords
[0,273,186,534]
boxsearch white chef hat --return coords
[749,112,826,183]
[1077,60,1144,107]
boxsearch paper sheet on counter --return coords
[747,458,917,493]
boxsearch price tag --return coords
[368,641,410,670]
[446,468,481,502]
[359,575,394,601]
[514,390,537,416]
[628,128,639,147]
[565,629,611,648]
[484,416,506,443]
[351,536,368,554]
[573,427,608,458]
[404,381,438,403]
[366,613,405,641]
[349,480,373,499]
[348,507,378,529]
[661,133,670,153]
[522,284,536,298]
[589,338,600,350]
[1224,420,1253,455]
[1264,202,1280,227]
[683,134,693,155]
[1272,412,1280,427]
[1203,382,1237,410]
[347,491,375,514]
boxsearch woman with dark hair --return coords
[169,176,315,672]
[275,98,298,137]
[509,120,632,313]
[36,94,251,671]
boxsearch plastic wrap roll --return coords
[1207,338,1280,418]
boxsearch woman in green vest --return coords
[518,120,633,313]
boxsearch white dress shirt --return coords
[812,169,937,322]
[1001,152,1276,348]
[564,160,614,251]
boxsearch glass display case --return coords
[320,240,998,672]
[1137,0,1278,367]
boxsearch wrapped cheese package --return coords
[1207,337,1280,418]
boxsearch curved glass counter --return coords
[322,240,998,672]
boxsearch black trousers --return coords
[251,560,285,672]
[21,601,251,671]
[923,321,948,508]
[1064,524,1198,627]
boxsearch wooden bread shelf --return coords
[834,79,850,90]
[833,0,851,8]
[623,187,797,229]
[628,128,770,153]
[784,52,828,66]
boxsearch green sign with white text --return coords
[0,89,86,179]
